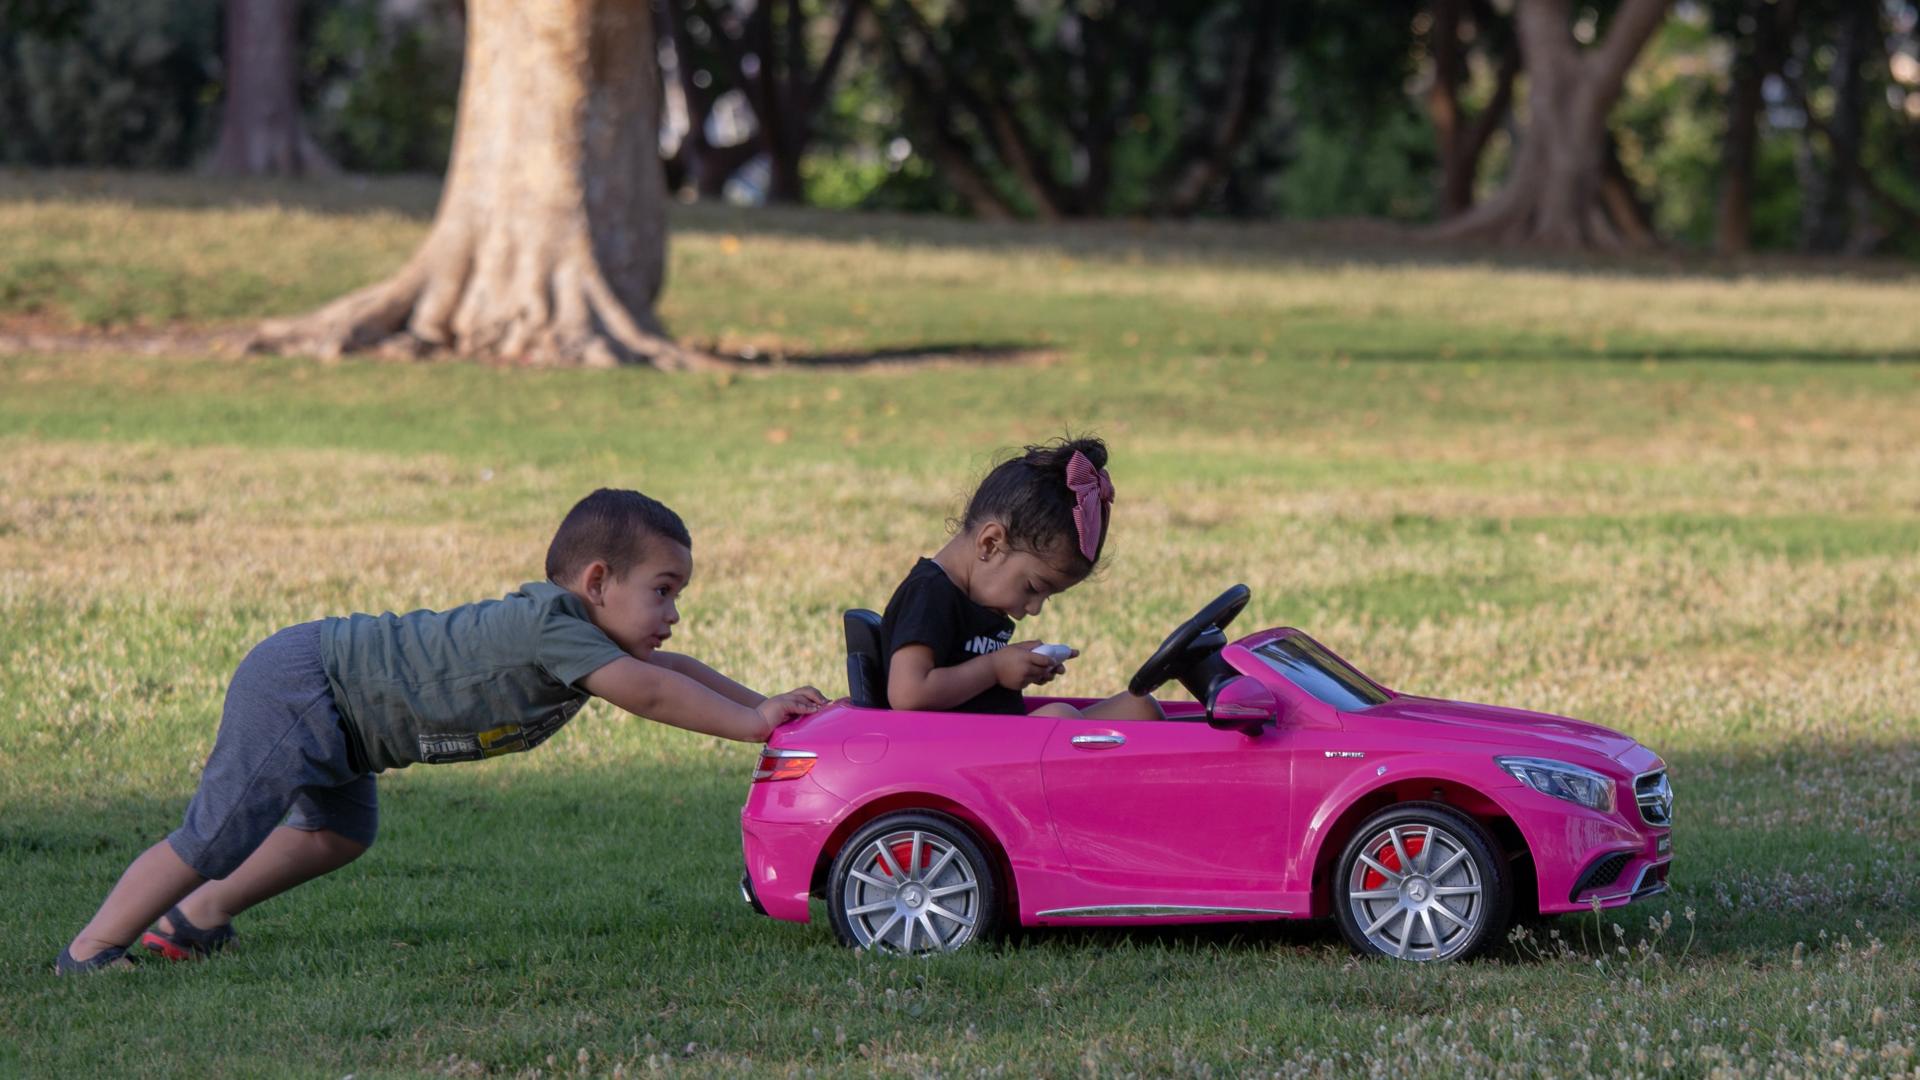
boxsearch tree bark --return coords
[1430,0,1672,248]
[1785,50,1920,248]
[1712,0,1801,253]
[205,0,337,176]
[1714,8,1765,253]
[668,0,863,205]
[1801,1,1872,252]
[253,0,709,368]
[662,1,754,199]
[1427,0,1520,218]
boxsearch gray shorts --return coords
[167,621,378,879]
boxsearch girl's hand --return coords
[992,642,1064,690]
[754,686,827,737]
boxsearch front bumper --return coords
[1502,785,1673,915]
[1568,853,1671,906]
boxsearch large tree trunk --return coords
[1430,0,1671,248]
[254,0,707,368]
[205,0,337,176]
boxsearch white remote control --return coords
[1033,644,1075,663]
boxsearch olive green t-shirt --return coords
[319,582,631,773]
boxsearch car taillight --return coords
[752,748,817,782]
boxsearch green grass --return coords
[3,172,1920,1077]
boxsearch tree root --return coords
[1426,185,1655,251]
[249,258,723,370]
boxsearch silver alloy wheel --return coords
[839,828,981,954]
[1345,822,1484,961]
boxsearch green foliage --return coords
[870,0,1310,218]
[801,151,963,215]
[1614,15,1722,246]
[0,0,460,172]
[1582,6,1920,255]
[0,0,220,168]
[1274,103,1437,220]
[1747,134,1806,249]
[303,0,462,174]
[0,0,87,36]
[799,49,961,214]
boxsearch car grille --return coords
[1635,770,1673,827]
[1570,852,1633,900]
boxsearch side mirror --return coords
[1206,675,1281,735]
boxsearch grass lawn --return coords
[3,172,1919,1077]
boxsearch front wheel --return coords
[1333,802,1510,962]
[827,812,1002,955]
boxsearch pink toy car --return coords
[739,586,1673,961]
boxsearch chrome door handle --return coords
[1071,734,1126,749]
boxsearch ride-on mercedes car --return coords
[739,586,1673,961]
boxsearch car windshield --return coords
[1252,636,1390,711]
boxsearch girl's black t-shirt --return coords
[880,558,1022,714]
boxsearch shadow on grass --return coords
[9,170,1917,285]
[9,739,1914,970]
[1010,916,1340,955]
[719,341,1051,367]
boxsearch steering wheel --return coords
[1127,584,1251,698]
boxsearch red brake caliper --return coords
[875,840,929,878]
[1360,833,1425,891]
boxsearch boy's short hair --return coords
[545,489,691,584]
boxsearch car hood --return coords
[1350,696,1640,761]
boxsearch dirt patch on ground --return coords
[0,315,250,358]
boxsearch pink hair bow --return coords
[1066,450,1114,562]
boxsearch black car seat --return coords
[843,609,887,708]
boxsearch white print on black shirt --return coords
[964,631,1013,657]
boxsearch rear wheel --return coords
[827,812,1001,955]
[1333,802,1509,962]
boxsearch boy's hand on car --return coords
[993,642,1066,689]
[755,686,827,737]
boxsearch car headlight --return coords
[1495,756,1616,812]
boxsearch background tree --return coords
[660,0,865,203]
[1421,0,1520,217]
[1433,0,1673,248]
[255,0,702,368]
[1277,0,1434,220]
[1794,0,1874,251]
[205,0,336,175]
[304,0,466,174]
[1711,0,1799,253]
[1767,0,1920,253]
[0,0,220,169]
[871,0,1289,220]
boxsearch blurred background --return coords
[3,0,1916,258]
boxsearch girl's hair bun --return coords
[961,434,1112,571]
[1022,436,1107,475]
